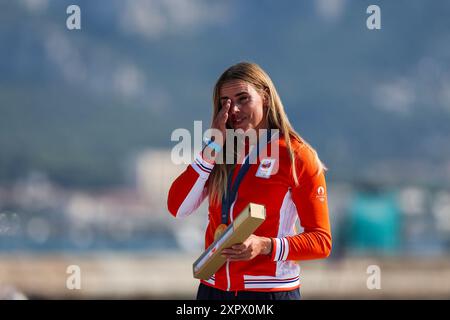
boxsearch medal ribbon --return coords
[221,129,272,225]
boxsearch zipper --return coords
[225,261,231,291]
[225,156,247,291]
[226,197,237,291]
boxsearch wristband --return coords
[203,138,222,153]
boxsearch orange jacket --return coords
[167,134,331,292]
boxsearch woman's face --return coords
[219,80,267,132]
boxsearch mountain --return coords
[1,0,449,188]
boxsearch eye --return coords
[239,96,249,103]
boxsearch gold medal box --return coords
[193,203,266,280]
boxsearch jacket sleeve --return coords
[167,152,213,218]
[270,145,332,261]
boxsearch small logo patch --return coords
[316,186,326,202]
[256,158,275,179]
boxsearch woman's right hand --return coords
[202,99,230,162]
[210,99,231,146]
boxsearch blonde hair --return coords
[208,62,326,202]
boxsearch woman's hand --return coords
[211,99,231,144]
[221,234,272,261]
[202,99,230,162]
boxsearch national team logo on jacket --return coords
[316,186,326,202]
[256,158,276,178]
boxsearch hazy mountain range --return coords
[1,0,450,188]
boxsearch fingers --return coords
[232,244,246,251]
[221,247,244,255]
[222,110,229,125]
[212,99,230,131]
[220,99,231,119]
[221,98,231,110]
[221,250,251,261]
[221,242,250,260]
[220,235,262,261]
[222,243,246,253]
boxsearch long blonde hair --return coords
[208,62,326,203]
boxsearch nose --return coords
[230,103,239,114]
[229,100,240,114]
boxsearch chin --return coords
[232,121,252,132]
[233,125,251,132]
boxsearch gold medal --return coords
[214,224,228,241]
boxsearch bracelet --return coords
[203,138,222,153]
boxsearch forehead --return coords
[219,80,256,97]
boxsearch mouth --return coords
[232,116,247,127]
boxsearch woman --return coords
[167,62,331,300]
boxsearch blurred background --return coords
[0,0,449,299]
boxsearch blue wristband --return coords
[204,139,222,153]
